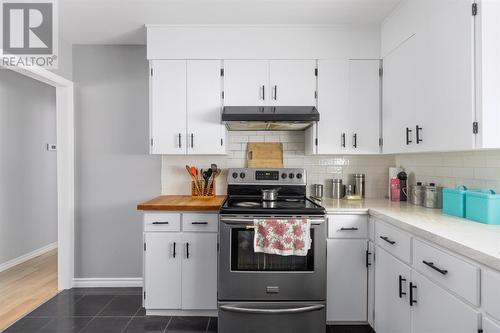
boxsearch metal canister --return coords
[353,174,366,198]
[345,184,355,197]
[312,184,324,199]
[332,179,345,199]
[409,182,424,206]
[423,183,443,209]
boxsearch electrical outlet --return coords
[46,143,57,151]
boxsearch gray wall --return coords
[73,45,161,278]
[0,69,57,265]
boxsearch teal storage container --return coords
[465,190,500,225]
[443,185,468,218]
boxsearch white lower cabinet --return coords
[326,238,368,322]
[484,316,500,333]
[367,241,375,327]
[181,233,217,310]
[144,232,182,309]
[374,247,412,333]
[411,270,480,333]
[143,212,218,313]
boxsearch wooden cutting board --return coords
[247,142,283,168]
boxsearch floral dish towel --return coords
[253,218,311,256]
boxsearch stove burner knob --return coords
[289,173,295,179]
[296,173,303,179]
[239,172,246,179]
[281,173,287,179]
[232,172,238,179]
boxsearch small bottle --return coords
[397,171,408,201]
[390,178,401,202]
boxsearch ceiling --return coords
[59,0,401,45]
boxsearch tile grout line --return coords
[77,294,118,333]
[162,316,173,333]
[120,304,143,333]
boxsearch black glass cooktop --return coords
[220,195,325,215]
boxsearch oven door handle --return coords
[220,218,326,225]
[219,304,325,315]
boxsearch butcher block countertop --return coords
[137,195,226,211]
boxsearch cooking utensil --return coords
[261,188,280,201]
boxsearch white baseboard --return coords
[72,277,143,288]
[0,242,58,273]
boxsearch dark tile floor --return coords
[4,288,374,333]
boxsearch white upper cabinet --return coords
[314,59,380,155]
[476,0,500,149]
[269,60,317,106]
[186,60,226,155]
[150,60,187,155]
[150,60,226,155]
[381,0,475,154]
[224,60,317,107]
[223,60,269,106]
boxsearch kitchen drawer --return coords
[182,213,218,232]
[375,220,411,264]
[484,269,500,321]
[328,215,368,239]
[413,239,480,306]
[144,212,181,232]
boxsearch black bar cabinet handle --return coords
[191,222,208,225]
[406,127,413,145]
[398,275,407,298]
[341,133,346,148]
[366,251,372,268]
[353,133,358,148]
[173,242,176,258]
[409,282,417,306]
[191,133,194,148]
[274,85,277,100]
[380,236,396,245]
[422,260,448,275]
[152,221,169,225]
[416,125,423,144]
[186,242,190,259]
[178,133,182,148]
[340,227,359,231]
[262,85,265,100]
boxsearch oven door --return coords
[218,301,325,333]
[218,215,326,301]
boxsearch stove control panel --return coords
[227,168,307,185]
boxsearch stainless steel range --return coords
[218,168,327,333]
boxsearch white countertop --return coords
[321,198,500,271]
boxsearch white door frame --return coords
[2,63,74,290]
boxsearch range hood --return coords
[221,106,319,131]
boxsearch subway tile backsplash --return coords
[162,131,394,198]
[396,151,500,191]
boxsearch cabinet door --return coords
[367,241,375,327]
[186,60,226,155]
[327,239,367,322]
[269,60,317,106]
[374,248,411,333]
[484,316,500,333]
[144,233,181,309]
[223,60,269,106]
[382,35,417,154]
[150,60,187,154]
[411,270,480,333]
[346,60,381,154]
[315,59,349,155]
[181,233,218,310]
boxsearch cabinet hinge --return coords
[150,138,153,146]
[472,3,478,16]
[379,67,383,77]
[221,91,224,99]
[220,68,224,76]
[143,291,146,299]
[314,91,318,99]
[473,121,479,134]
[150,68,153,76]
[314,68,318,77]
[315,138,318,146]
[143,242,146,251]
[379,138,383,146]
